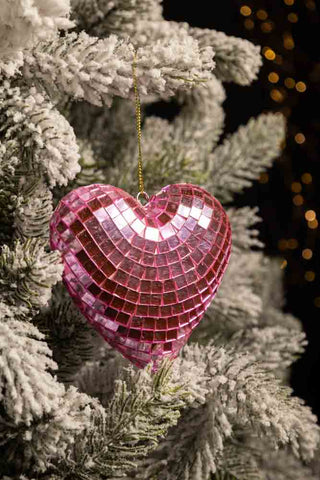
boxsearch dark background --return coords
[162,1,320,416]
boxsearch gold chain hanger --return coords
[132,51,149,204]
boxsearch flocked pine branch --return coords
[213,436,264,480]
[261,307,302,331]
[226,207,263,253]
[69,98,137,175]
[14,178,53,240]
[132,344,319,480]
[52,359,204,479]
[214,434,320,480]
[192,321,306,379]
[110,115,208,196]
[70,0,262,87]
[106,78,225,196]
[0,142,20,243]
[0,0,73,77]
[259,257,286,311]
[208,113,286,203]
[193,253,304,353]
[190,28,262,85]
[205,252,264,329]
[22,31,214,107]
[227,326,306,373]
[71,0,163,36]
[111,19,262,87]
[0,319,62,425]
[245,437,320,480]
[0,239,62,317]
[35,283,101,384]
[0,82,80,187]
[258,448,319,480]
[74,353,129,408]
[172,77,226,154]
[0,319,101,476]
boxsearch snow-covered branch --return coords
[0,82,80,187]
[23,32,214,106]
[208,113,286,202]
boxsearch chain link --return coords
[132,51,146,198]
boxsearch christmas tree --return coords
[0,1,319,479]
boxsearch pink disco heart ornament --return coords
[50,184,232,368]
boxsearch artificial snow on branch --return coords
[71,0,262,89]
[0,239,63,316]
[110,116,208,196]
[214,436,264,480]
[173,77,226,154]
[133,344,319,480]
[209,113,286,203]
[0,82,80,187]
[35,284,100,384]
[71,0,163,36]
[207,252,264,326]
[0,319,102,475]
[245,437,320,480]
[227,326,307,373]
[53,360,203,478]
[22,31,214,106]
[0,143,20,244]
[0,0,73,76]
[190,28,262,85]
[106,78,226,196]
[0,319,62,425]
[14,179,53,240]
[226,207,263,252]
[70,99,137,173]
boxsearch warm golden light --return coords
[278,239,288,251]
[264,48,276,60]
[288,238,298,249]
[308,219,318,230]
[306,0,316,10]
[301,173,312,184]
[295,133,306,144]
[284,0,294,5]
[268,72,279,83]
[288,12,298,22]
[305,210,316,222]
[293,194,303,206]
[302,248,313,260]
[261,21,274,32]
[305,271,315,282]
[291,182,302,193]
[257,9,268,19]
[244,18,255,30]
[280,259,288,270]
[284,77,296,89]
[283,33,295,50]
[240,5,252,16]
[296,81,307,92]
[270,88,284,102]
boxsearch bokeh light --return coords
[302,248,313,260]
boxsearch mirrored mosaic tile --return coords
[50,183,231,369]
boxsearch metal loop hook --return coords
[136,191,150,204]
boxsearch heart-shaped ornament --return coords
[50,184,231,368]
